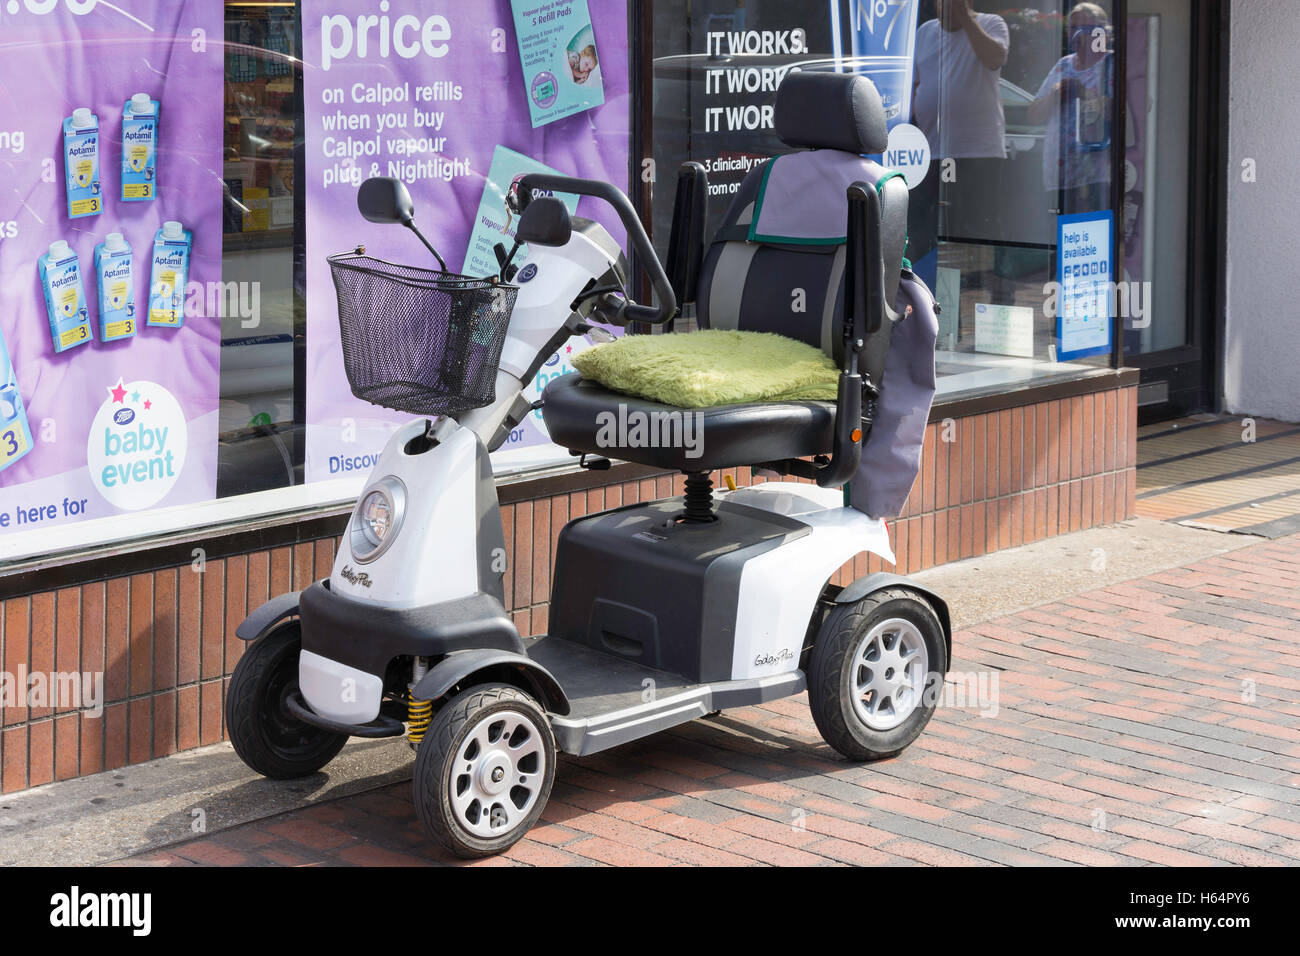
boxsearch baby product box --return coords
[147,221,191,328]
[94,232,137,342]
[0,328,35,474]
[462,145,579,279]
[121,93,159,202]
[38,240,92,353]
[510,0,605,128]
[62,108,102,219]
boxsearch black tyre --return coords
[226,623,347,779]
[413,684,556,859]
[807,587,947,761]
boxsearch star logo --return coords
[143,399,152,411]
[108,379,128,404]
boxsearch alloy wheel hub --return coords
[449,709,545,838]
[851,618,929,732]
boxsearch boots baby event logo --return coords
[86,377,186,510]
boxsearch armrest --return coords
[816,182,891,489]
[664,162,708,307]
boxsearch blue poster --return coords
[1056,211,1114,361]
[829,0,920,129]
[511,0,605,128]
[461,145,580,279]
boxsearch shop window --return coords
[646,0,1122,397]
[0,0,631,565]
[218,3,304,499]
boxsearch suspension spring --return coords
[407,694,433,745]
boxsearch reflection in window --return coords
[917,1,1116,397]
[218,2,304,497]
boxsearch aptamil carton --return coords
[94,232,137,342]
[38,240,92,353]
[147,221,191,328]
[63,108,102,219]
[0,327,35,474]
[121,93,159,202]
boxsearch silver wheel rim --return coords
[450,708,546,839]
[850,617,929,732]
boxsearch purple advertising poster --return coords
[0,1,223,538]
[301,0,630,483]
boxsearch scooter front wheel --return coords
[226,623,348,779]
[413,684,556,859]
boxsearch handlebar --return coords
[518,174,677,326]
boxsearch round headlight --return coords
[359,490,392,547]
[350,477,406,563]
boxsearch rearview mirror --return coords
[357,177,415,225]
[515,197,572,247]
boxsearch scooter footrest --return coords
[286,690,406,739]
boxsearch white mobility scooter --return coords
[229,73,951,857]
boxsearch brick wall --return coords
[0,385,1137,793]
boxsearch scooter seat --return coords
[541,372,836,472]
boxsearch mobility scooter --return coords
[228,72,951,857]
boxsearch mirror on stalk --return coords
[515,196,572,248]
[357,177,415,225]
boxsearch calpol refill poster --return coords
[302,0,630,482]
[0,1,224,541]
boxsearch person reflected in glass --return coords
[1029,2,1114,215]
[908,0,1010,270]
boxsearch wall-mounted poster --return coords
[302,0,631,483]
[511,0,607,128]
[1056,210,1114,361]
[0,1,224,539]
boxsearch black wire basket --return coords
[327,252,517,417]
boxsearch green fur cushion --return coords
[570,329,839,408]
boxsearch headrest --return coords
[774,72,889,155]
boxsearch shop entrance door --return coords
[1122,0,1224,421]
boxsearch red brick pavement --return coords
[116,533,1300,867]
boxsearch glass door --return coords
[1122,0,1223,419]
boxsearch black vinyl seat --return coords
[541,375,836,472]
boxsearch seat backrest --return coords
[696,72,909,367]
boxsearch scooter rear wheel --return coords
[414,684,556,859]
[808,587,947,761]
[226,623,348,779]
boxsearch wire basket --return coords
[328,252,517,417]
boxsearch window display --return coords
[0,0,631,563]
[0,0,1132,566]
[648,0,1121,402]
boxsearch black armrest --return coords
[816,182,892,490]
[664,162,708,308]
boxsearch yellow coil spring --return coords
[407,694,433,744]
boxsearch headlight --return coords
[359,491,392,547]
[350,477,406,563]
